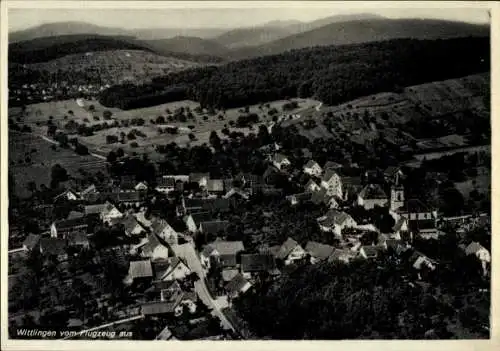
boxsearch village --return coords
[8,121,491,339]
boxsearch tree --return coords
[27,181,37,196]
[103,110,113,120]
[209,130,221,149]
[88,104,95,112]
[50,164,68,188]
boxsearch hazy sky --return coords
[8,5,490,32]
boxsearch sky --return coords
[8,4,490,32]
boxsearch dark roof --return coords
[141,300,180,315]
[305,241,335,260]
[241,254,276,272]
[310,188,329,204]
[328,249,357,262]
[84,203,107,215]
[203,240,245,256]
[464,242,488,256]
[342,176,363,188]
[117,191,144,202]
[121,215,143,233]
[200,220,230,234]
[67,211,84,220]
[322,170,340,182]
[287,192,312,203]
[54,217,88,230]
[277,237,300,260]
[142,234,164,257]
[304,160,320,169]
[398,199,432,213]
[361,245,379,258]
[23,234,40,250]
[185,198,233,212]
[40,238,67,256]
[358,184,387,200]
[67,231,89,246]
[156,177,176,187]
[324,161,343,170]
[151,218,173,235]
[128,260,153,279]
[408,219,436,231]
[383,166,402,177]
[189,173,210,183]
[189,212,214,226]
[273,153,289,163]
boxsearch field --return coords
[454,173,491,200]
[12,97,320,159]
[9,131,107,198]
[22,50,203,85]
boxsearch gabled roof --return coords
[67,231,89,246]
[200,220,230,234]
[392,218,408,232]
[241,254,276,272]
[185,198,233,211]
[358,184,387,200]
[222,269,239,282]
[141,234,165,257]
[318,210,353,227]
[464,242,488,256]
[54,189,77,201]
[117,191,143,202]
[322,169,340,183]
[206,179,224,192]
[146,280,181,293]
[328,249,357,262]
[121,215,143,233]
[151,218,174,235]
[23,234,40,250]
[67,211,84,220]
[276,238,301,260]
[324,161,343,170]
[156,176,176,187]
[188,212,213,226]
[272,153,289,163]
[361,245,379,258]
[305,179,319,190]
[383,166,402,177]
[84,203,108,215]
[305,241,335,261]
[80,184,97,196]
[310,188,329,204]
[128,260,153,279]
[54,217,88,230]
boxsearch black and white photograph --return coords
[1,0,495,347]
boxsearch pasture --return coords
[9,131,107,198]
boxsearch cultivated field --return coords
[24,50,203,85]
[9,131,107,198]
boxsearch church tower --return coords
[390,186,405,212]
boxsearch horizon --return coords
[8,7,490,33]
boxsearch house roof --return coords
[206,179,224,192]
[67,231,89,246]
[23,234,40,250]
[305,179,319,189]
[310,188,329,204]
[322,170,340,182]
[241,254,276,272]
[287,192,312,203]
[121,215,143,233]
[273,153,289,163]
[464,242,488,256]
[397,199,432,213]
[189,173,210,183]
[318,210,353,227]
[147,280,181,293]
[40,238,67,256]
[276,237,301,260]
[222,269,239,282]
[408,219,436,231]
[157,176,176,187]
[54,189,77,200]
[128,260,153,279]
[185,198,233,212]
[225,274,251,294]
[67,211,84,220]
[204,240,245,256]
[117,191,143,202]
[200,220,230,234]
[328,249,357,262]
[392,218,408,232]
[142,234,165,257]
[80,184,97,196]
[54,217,88,230]
[305,241,335,260]
[304,160,320,169]
[141,299,181,315]
[189,212,213,226]
[151,218,174,235]
[358,184,387,200]
[84,203,107,215]
[361,245,379,258]
[383,166,402,177]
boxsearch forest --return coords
[98,37,490,110]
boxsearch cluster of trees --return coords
[99,37,489,110]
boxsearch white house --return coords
[152,219,178,245]
[317,210,357,237]
[321,170,343,198]
[275,238,307,265]
[101,202,123,224]
[271,153,291,170]
[157,257,191,281]
[303,160,323,177]
[462,241,490,276]
[135,182,148,191]
[183,212,213,233]
[54,189,79,202]
[305,179,321,193]
[357,184,388,210]
[140,234,170,261]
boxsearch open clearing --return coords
[9,131,107,198]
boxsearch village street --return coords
[171,243,236,332]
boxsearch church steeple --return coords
[390,185,405,212]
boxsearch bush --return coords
[282,101,299,111]
[130,142,139,148]
[106,135,119,144]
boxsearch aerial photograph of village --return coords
[5,2,491,342]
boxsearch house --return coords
[184,212,213,233]
[66,231,90,249]
[39,238,68,261]
[304,179,321,193]
[323,161,343,171]
[301,148,313,159]
[180,197,234,216]
[120,175,137,190]
[134,211,153,230]
[101,202,123,224]
[359,245,380,259]
[275,238,307,265]
[189,173,210,188]
[125,260,153,285]
[235,172,264,189]
[305,241,335,264]
[224,188,250,200]
[50,217,88,238]
[328,249,357,264]
[342,176,363,201]
[67,211,84,220]
[240,254,277,279]
[116,191,146,206]
[461,242,490,276]
[80,184,97,199]
[200,240,245,270]
[410,251,438,273]
[84,203,108,217]
[357,184,388,209]
[140,233,170,261]
[141,287,196,317]
[199,220,230,236]
[380,238,408,254]
[303,160,323,177]
[271,153,291,170]
[206,179,224,194]
[317,210,357,237]
[321,170,343,198]
[135,181,149,191]
[225,274,252,300]
[151,219,178,245]
[145,280,182,300]
[156,176,176,193]
[286,192,312,206]
[222,269,240,282]
[121,215,146,236]
[22,234,41,252]
[54,189,79,202]
[393,198,437,222]
[153,257,191,281]
[383,166,404,185]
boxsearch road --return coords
[171,243,236,332]
[39,133,107,160]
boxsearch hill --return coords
[229,18,490,59]
[98,36,489,110]
[142,36,229,59]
